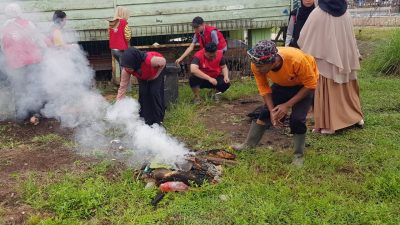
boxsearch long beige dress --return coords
[298,6,363,131]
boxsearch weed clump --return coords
[366,29,400,76]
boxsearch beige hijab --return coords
[109,6,130,28]
[298,1,361,83]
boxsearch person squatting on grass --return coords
[175,16,227,65]
[298,0,364,135]
[189,42,230,103]
[232,40,319,167]
[116,47,166,125]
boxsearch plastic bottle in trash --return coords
[159,181,189,192]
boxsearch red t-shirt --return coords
[109,19,129,50]
[1,18,43,69]
[126,52,163,80]
[192,49,225,78]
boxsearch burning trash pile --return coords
[141,149,237,187]
[108,137,237,205]
[135,149,238,205]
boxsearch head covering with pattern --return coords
[247,40,278,65]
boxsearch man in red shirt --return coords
[176,16,227,65]
[189,43,230,103]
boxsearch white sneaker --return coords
[321,129,335,135]
[312,128,321,133]
[213,92,222,102]
[356,119,365,128]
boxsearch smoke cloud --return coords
[0,3,189,168]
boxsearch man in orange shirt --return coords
[233,40,319,166]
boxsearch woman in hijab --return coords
[298,0,364,134]
[116,47,166,125]
[285,0,315,48]
[109,6,131,63]
[109,6,132,86]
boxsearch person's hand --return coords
[224,76,230,84]
[270,111,282,127]
[175,58,182,66]
[272,103,290,122]
[208,77,218,86]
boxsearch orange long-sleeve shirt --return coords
[252,47,319,96]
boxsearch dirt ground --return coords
[0,120,90,224]
[0,96,304,224]
[201,95,294,150]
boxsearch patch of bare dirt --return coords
[0,119,73,143]
[0,119,92,225]
[201,96,294,150]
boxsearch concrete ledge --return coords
[352,16,400,27]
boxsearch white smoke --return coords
[0,3,189,168]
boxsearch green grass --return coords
[0,207,5,225]
[355,28,394,42]
[0,124,20,149]
[31,134,65,145]
[222,77,258,101]
[164,78,257,149]
[0,136,20,149]
[363,28,400,76]
[10,28,400,224]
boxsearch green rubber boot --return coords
[232,121,266,150]
[292,134,306,167]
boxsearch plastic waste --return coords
[159,181,188,192]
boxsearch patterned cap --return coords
[247,40,278,64]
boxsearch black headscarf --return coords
[290,1,315,48]
[318,0,347,17]
[120,47,147,71]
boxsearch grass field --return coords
[1,28,399,225]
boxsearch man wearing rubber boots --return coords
[233,40,319,167]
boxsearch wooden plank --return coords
[44,19,109,31]
[129,7,289,27]
[0,0,291,42]
[125,0,289,17]
[23,8,115,22]
[250,28,272,47]
[134,17,287,33]
[127,0,289,18]
[0,0,114,12]
[71,17,287,41]
[67,16,287,40]
[201,156,239,166]
[41,5,287,31]
[135,43,193,49]
[117,0,191,5]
